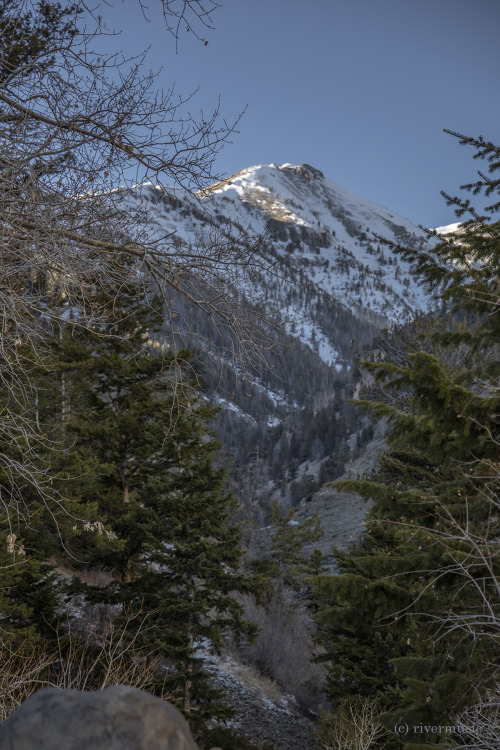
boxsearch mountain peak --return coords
[199,162,326,197]
[124,162,435,362]
[277,163,325,181]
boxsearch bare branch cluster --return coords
[451,686,500,750]
[317,698,390,750]
[0,1,279,526]
[0,609,178,723]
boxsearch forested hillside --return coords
[121,159,438,526]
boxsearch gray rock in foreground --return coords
[0,685,199,750]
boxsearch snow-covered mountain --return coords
[116,164,436,522]
[202,163,432,318]
[119,163,434,369]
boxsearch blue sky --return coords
[99,0,499,228]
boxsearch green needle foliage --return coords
[0,536,59,646]
[0,323,62,647]
[41,286,253,723]
[269,502,324,592]
[312,132,500,749]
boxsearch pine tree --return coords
[48,288,252,722]
[0,521,59,646]
[0,0,79,85]
[0,332,61,646]
[268,502,324,593]
[313,321,500,749]
[312,133,500,749]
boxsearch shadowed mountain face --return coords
[117,165,435,524]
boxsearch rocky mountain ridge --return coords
[122,163,435,353]
[116,164,437,522]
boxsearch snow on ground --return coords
[434,222,463,234]
[194,638,317,750]
[214,397,258,425]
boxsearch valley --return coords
[119,162,437,527]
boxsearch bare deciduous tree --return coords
[0,1,279,529]
[317,698,390,750]
[451,685,500,750]
[425,471,500,648]
[0,608,178,723]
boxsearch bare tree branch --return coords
[0,1,281,530]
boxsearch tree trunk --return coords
[183,580,195,713]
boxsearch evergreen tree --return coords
[268,502,324,593]
[48,288,252,722]
[0,334,61,646]
[0,521,59,646]
[0,0,79,85]
[312,133,500,749]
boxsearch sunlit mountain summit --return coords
[119,162,435,367]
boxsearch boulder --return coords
[0,685,199,750]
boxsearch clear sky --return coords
[97,0,500,228]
